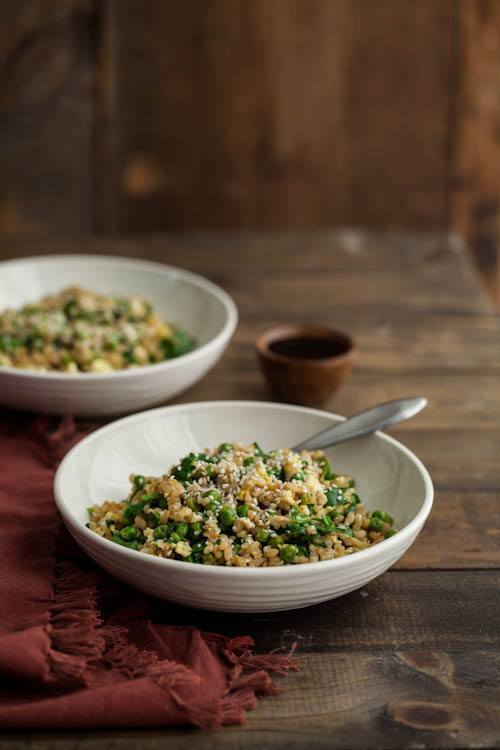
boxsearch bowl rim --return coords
[54,400,434,576]
[0,254,238,380]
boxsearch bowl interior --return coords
[0,256,230,349]
[56,402,431,540]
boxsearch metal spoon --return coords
[292,396,427,452]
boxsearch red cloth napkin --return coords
[0,415,297,729]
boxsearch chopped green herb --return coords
[133,475,146,490]
[120,526,138,541]
[173,453,197,483]
[255,529,269,543]
[174,523,189,538]
[371,510,394,525]
[326,488,343,506]
[280,544,298,562]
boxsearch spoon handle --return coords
[292,396,427,452]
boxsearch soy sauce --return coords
[268,336,349,360]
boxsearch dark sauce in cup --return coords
[268,336,350,360]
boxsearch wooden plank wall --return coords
[98,0,454,232]
[1,0,500,297]
[0,0,95,234]
[451,0,500,302]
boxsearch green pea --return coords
[269,535,283,549]
[255,529,269,544]
[372,510,394,525]
[153,524,170,539]
[280,544,298,563]
[170,532,182,543]
[120,526,138,541]
[190,522,203,537]
[333,524,354,537]
[219,507,237,526]
[133,475,146,490]
[204,489,221,502]
[236,504,249,517]
[174,523,189,538]
[369,516,384,532]
[384,528,397,538]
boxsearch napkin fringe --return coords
[103,625,223,728]
[46,562,105,687]
[224,635,299,681]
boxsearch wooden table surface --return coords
[1,231,499,750]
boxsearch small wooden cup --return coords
[256,324,355,407]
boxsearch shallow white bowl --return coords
[54,401,433,613]
[0,255,237,416]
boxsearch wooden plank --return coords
[1,572,499,748]
[397,490,500,569]
[2,652,500,748]
[0,0,94,234]
[98,0,454,231]
[152,570,500,649]
[451,0,500,303]
[0,233,498,747]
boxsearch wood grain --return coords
[98,0,454,232]
[452,0,500,303]
[1,573,499,748]
[0,0,95,234]
[0,231,498,748]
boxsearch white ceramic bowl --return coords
[0,255,237,416]
[54,401,433,613]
